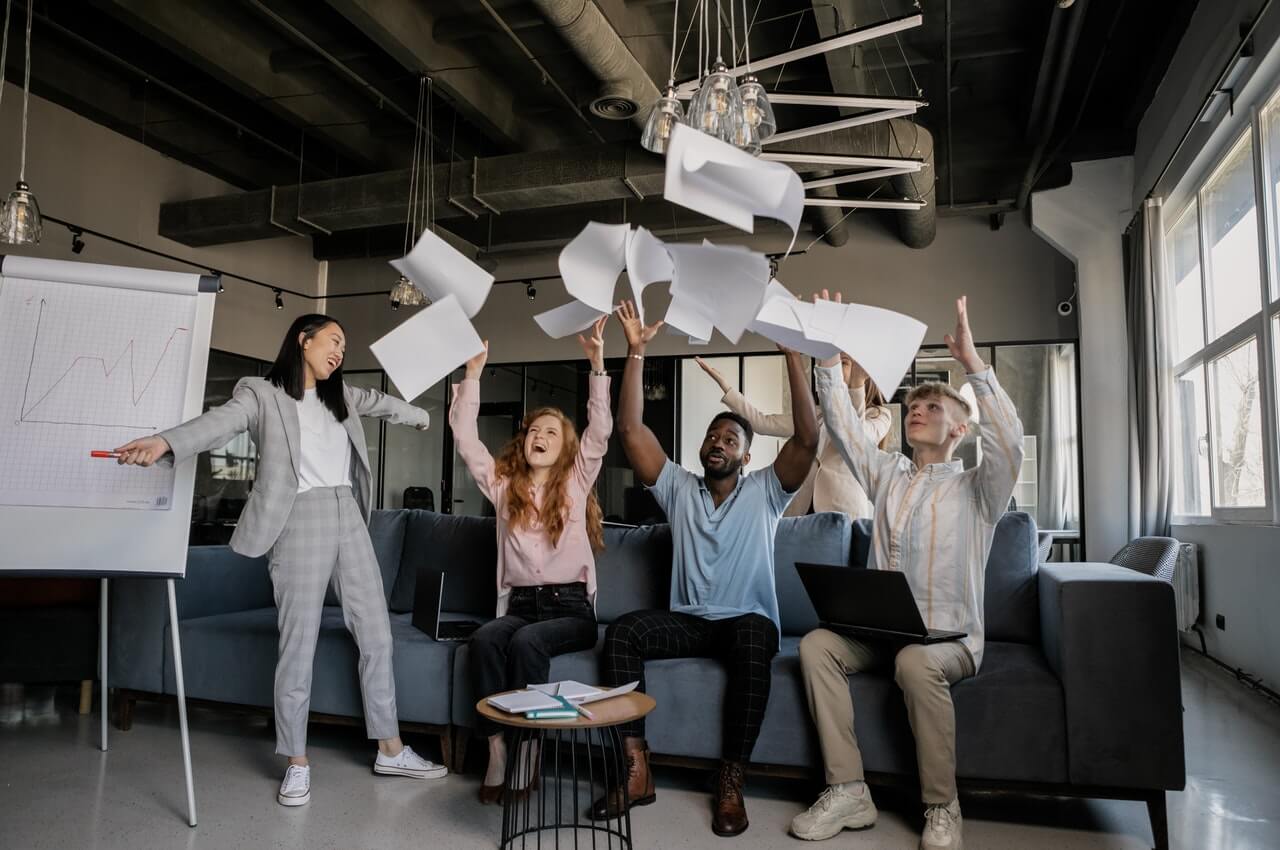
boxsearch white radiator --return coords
[1173,542,1201,632]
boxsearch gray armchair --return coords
[1110,536,1179,584]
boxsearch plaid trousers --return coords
[268,486,398,756]
[601,609,780,763]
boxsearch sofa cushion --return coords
[594,524,673,624]
[391,511,497,615]
[775,512,853,636]
[323,509,407,608]
[983,512,1040,643]
[164,607,454,726]
[850,519,873,567]
[954,641,1067,783]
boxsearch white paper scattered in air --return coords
[666,242,771,344]
[663,290,715,342]
[533,300,607,339]
[747,283,842,361]
[663,124,803,241]
[370,295,485,402]
[390,229,494,318]
[559,222,629,314]
[624,226,673,323]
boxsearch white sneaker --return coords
[277,764,311,807]
[920,799,963,850]
[373,744,448,779]
[790,784,878,840]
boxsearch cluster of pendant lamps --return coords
[0,0,42,245]
[642,0,776,157]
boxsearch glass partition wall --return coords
[194,341,1082,544]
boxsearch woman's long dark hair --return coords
[266,314,349,422]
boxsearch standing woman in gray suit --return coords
[114,314,446,808]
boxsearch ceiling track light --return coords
[70,227,85,254]
[274,288,284,310]
[526,281,537,301]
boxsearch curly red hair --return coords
[493,406,605,552]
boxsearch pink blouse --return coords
[448,374,612,615]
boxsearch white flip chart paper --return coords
[663,290,715,342]
[664,124,804,239]
[534,300,607,339]
[390,229,494,318]
[666,242,771,344]
[560,222,629,314]
[624,226,673,323]
[369,295,485,402]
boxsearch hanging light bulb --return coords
[737,75,776,143]
[641,85,685,155]
[1,181,41,245]
[390,274,427,308]
[688,61,742,143]
[1,1,41,246]
[729,111,761,155]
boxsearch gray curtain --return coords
[1123,199,1174,538]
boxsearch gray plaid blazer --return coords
[160,377,429,557]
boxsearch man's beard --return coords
[702,455,742,480]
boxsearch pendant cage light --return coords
[641,0,688,154]
[1,0,42,245]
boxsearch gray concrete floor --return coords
[1,649,1277,849]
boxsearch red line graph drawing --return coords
[19,299,190,429]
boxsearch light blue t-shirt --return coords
[648,460,794,628]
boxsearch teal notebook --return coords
[525,695,579,719]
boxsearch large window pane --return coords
[384,377,447,512]
[1202,133,1262,339]
[344,371,384,502]
[1209,338,1265,507]
[1263,91,1280,302]
[741,354,787,472]
[191,350,265,544]
[1166,203,1205,362]
[1173,365,1210,516]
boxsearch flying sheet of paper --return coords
[791,301,927,394]
[663,124,804,241]
[390,229,494,318]
[560,221,628,314]
[533,299,607,339]
[748,283,842,361]
[624,226,673,323]
[369,294,485,402]
[663,290,715,342]
[666,242,771,344]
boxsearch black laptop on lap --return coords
[411,571,482,642]
[796,563,967,644]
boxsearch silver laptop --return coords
[411,571,481,642]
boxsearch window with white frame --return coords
[1167,101,1280,520]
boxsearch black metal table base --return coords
[499,723,633,850]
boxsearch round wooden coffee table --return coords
[477,690,656,850]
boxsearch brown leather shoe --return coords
[477,783,503,805]
[589,736,656,820]
[711,760,749,837]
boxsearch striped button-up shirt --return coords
[816,363,1024,670]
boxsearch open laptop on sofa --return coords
[796,563,966,644]
[411,571,481,641]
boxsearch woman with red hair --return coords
[449,317,612,803]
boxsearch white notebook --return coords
[486,681,639,714]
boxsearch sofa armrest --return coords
[108,577,170,693]
[177,546,273,620]
[1038,562,1185,791]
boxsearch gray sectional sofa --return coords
[110,508,1184,849]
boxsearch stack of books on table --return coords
[486,680,639,720]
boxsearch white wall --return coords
[1031,158,1134,562]
[0,83,322,361]
[327,213,1078,371]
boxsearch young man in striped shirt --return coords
[791,295,1024,850]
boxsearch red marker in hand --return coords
[90,451,122,459]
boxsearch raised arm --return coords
[115,377,259,467]
[771,349,820,492]
[946,296,1025,520]
[447,342,501,503]
[846,358,893,447]
[573,316,613,488]
[698,356,798,438]
[348,385,430,430]
[615,300,667,487]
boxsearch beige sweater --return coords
[721,384,892,519]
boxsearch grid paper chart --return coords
[0,277,197,510]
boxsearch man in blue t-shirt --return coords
[589,301,819,837]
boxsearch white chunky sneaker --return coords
[790,784,878,841]
[277,764,311,807]
[920,799,963,850]
[373,744,448,779]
